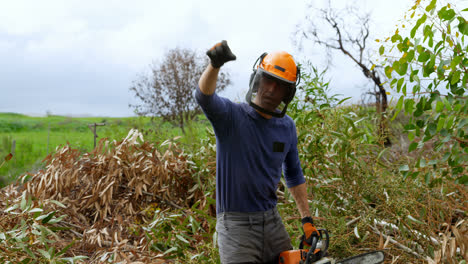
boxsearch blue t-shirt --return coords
[195,87,305,214]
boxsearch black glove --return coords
[301,216,320,247]
[206,40,236,68]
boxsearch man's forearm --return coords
[288,182,311,218]
[198,64,220,95]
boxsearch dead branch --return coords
[370,225,423,259]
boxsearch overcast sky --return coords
[0,0,464,117]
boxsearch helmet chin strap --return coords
[245,87,289,118]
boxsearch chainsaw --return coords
[279,229,385,264]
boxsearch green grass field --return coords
[0,112,209,186]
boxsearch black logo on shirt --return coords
[273,142,285,152]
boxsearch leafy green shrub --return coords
[278,62,466,262]
[0,192,87,263]
[379,0,468,184]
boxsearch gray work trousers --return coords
[216,208,293,264]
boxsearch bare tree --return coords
[295,3,391,146]
[130,47,231,133]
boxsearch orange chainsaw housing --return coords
[278,249,320,264]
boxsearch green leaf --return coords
[163,247,178,256]
[450,56,463,70]
[419,158,427,168]
[427,123,437,136]
[393,61,400,74]
[48,215,65,224]
[433,40,443,54]
[49,200,67,209]
[438,7,456,21]
[391,34,403,43]
[4,204,19,213]
[385,66,393,78]
[330,131,345,139]
[391,96,404,121]
[423,54,436,76]
[377,148,388,160]
[435,101,444,112]
[337,97,352,105]
[176,234,189,244]
[418,51,430,62]
[410,26,418,39]
[319,103,331,110]
[399,164,410,171]
[442,97,452,111]
[28,208,44,214]
[397,78,404,92]
[379,45,385,55]
[38,249,51,259]
[456,175,468,184]
[20,193,27,211]
[458,17,468,35]
[407,215,425,225]
[21,244,37,259]
[404,99,415,113]
[423,25,433,40]
[451,71,461,84]
[414,108,423,117]
[457,118,468,129]
[442,152,451,162]
[409,142,418,152]
[397,62,408,76]
[411,14,427,38]
[350,132,365,140]
[395,95,404,111]
[407,49,415,62]
[437,117,445,132]
[446,115,455,129]
[425,0,436,11]
[41,211,56,224]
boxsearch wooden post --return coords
[88,123,106,148]
[11,140,15,156]
[47,123,50,154]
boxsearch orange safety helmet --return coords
[246,51,301,118]
[259,51,298,83]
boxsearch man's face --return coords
[254,74,289,111]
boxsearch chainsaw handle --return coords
[304,229,329,264]
[304,236,318,264]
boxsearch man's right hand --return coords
[206,40,236,68]
[301,216,320,247]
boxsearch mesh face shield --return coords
[245,69,296,118]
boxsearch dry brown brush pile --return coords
[0,129,212,263]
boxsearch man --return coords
[196,40,319,264]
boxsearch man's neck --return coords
[253,98,273,119]
[254,108,272,119]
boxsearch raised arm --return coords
[199,64,220,95]
[198,40,236,95]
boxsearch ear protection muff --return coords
[283,67,300,104]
